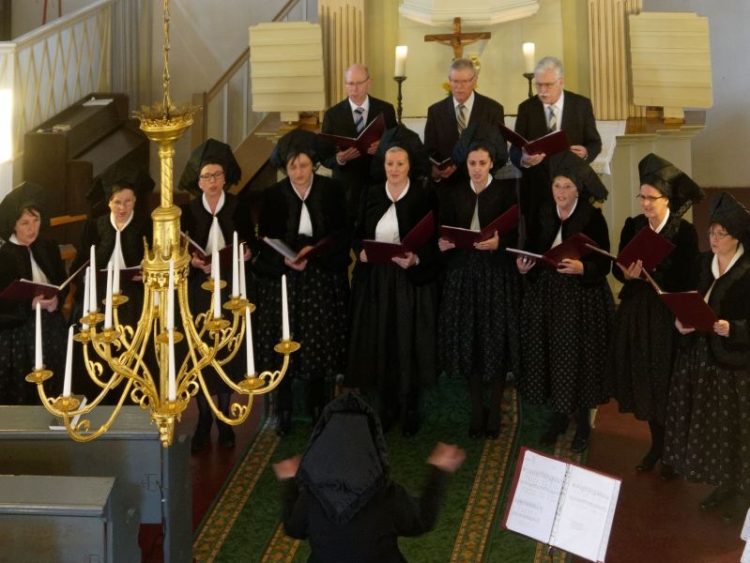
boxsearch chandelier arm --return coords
[210,307,242,354]
[194,373,253,426]
[59,378,135,442]
[81,340,115,390]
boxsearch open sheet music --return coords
[506,233,595,268]
[262,236,334,263]
[439,204,519,249]
[503,447,621,563]
[500,125,570,156]
[319,113,386,154]
[0,260,88,301]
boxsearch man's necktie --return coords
[354,107,365,134]
[457,103,467,136]
[547,106,557,133]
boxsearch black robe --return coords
[518,199,615,412]
[345,179,439,403]
[0,237,68,403]
[609,214,699,423]
[254,175,349,381]
[664,251,750,491]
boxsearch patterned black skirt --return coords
[438,252,520,383]
[255,265,348,382]
[663,337,750,492]
[518,268,614,413]
[609,284,678,423]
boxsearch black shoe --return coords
[659,462,677,481]
[191,431,210,453]
[636,450,661,472]
[540,414,569,446]
[276,410,292,437]
[700,484,737,511]
[218,427,235,449]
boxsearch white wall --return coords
[644,0,750,187]
[11,0,98,38]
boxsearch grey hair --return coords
[448,58,477,78]
[534,56,564,79]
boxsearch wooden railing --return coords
[190,0,308,150]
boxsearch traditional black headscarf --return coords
[270,128,325,170]
[177,138,242,194]
[451,121,506,173]
[370,123,430,182]
[709,192,750,245]
[297,392,390,524]
[638,153,704,217]
[549,151,608,203]
[0,182,47,239]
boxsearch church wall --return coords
[11,0,97,38]
[644,0,750,187]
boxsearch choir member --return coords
[180,139,252,452]
[437,142,520,439]
[0,182,67,404]
[516,152,613,453]
[254,129,350,436]
[272,392,465,562]
[609,154,702,477]
[345,141,439,437]
[663,192,750,522]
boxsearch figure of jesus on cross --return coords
[424,17,491,59]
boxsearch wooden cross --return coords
[424,17,491,59]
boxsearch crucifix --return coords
[424,17,491,59]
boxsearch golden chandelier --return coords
[26,0,298,447]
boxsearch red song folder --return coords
[501,125,570,156]
[262,236,334,263]
[319,113,386,154]
[439,204,519,249]
[0,260,88,302]
[658,291,718,332]
[361,211,435,264]
[506,233,596,268]
[585,226,675,273]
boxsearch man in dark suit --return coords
[321,63,397,225]
[424,58,506,184]
[510,56,602,234]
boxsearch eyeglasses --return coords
[199,171,224,181]
[635,194,665,203]
[708,229,730,239]
[534,80,560,90]
[345,78,370,87]
[449,78,475,86]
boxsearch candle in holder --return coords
[82,267,90,329]
[212,249,221,319]
[239,243,247,300]
[113,230,122,294]
[281,274,290,340]
[35,302,43,370]
[231,231,239,297]
[104,261,113,329]
[395,45,408,77]
[62,325,74,397]
[89,245,97,312]
[167,259,175,331]
[245,307,255,375]
[522,42,536,73]
[168,329,176,401]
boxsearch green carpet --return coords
[193,377,581,562]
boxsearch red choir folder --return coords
[503,447,621,563]
[501,125,570,156]
[658,291,718,332]
[361,211,435,264]
[439,204,520,249]
[585,227,675,273]
[184,234,242,268]
[262,236,334,263]
[319,113,386,154]
[0,260,88,301]
[505,233,596,268]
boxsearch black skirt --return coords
[518,268,614,413]
[663,336,750,492]
[438,251,520,383]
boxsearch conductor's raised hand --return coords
[427,442,466,473]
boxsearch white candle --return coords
[212,248,221,319]
[35,302,43,370]
[167,259,174,331]
[395,45,408,77]
[281,274,290,340]
[522,42,536,73]
[239,243,247,300]
[104,261,113,329]
[89,245,97,312]
[231,231,239,297]
[245,307,255,375]
[113,230,122,294]
[62,325,74,397]
[82,267,90,329]
[168,329,176,401]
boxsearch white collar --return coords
[557,197,578,220]
[291,179,314,202]
[650,208,670,233]
[545,91,565,114]
[470,176,492,194]
[110,211,134,231]
[454,91,475,113]
[9,234,26,246]
[712,243,745,279]
[202,191,226,215]
[385,180,410,202]
[348,96,370,113]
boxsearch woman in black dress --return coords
[0,182,67,404]
[663,192,750,522]
[516,152,614,453]
[180,141,251,451]
[609,154,702,477]
[254,130,350,436]
[346,143,439,436]
[437,143,520,438]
